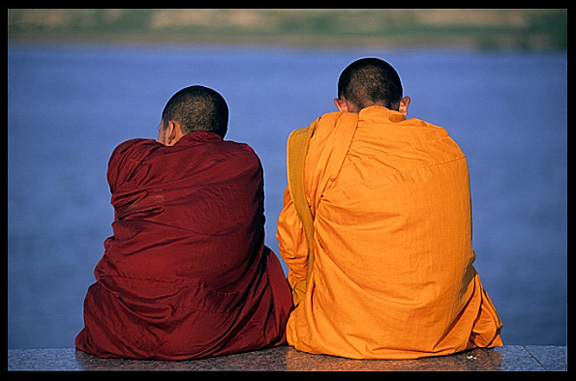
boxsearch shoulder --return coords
[180,132,258,161]
[107,138,163,191]
[220,139,258,157]
[319,110,346,120]
[108,138,163,175]
[289,111,344,135]
[217,139,263,171]
[110,138,163,161]
[288,112,347,142]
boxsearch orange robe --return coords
[277,106,502,359]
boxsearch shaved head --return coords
[337,58,403,111]
[161,85,229,138]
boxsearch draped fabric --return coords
[277,106,502,359]
[76,131,292,360]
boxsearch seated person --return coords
[76,85,292,360]
[277,58,503,359]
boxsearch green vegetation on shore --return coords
[7,9,567,50]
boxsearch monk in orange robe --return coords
[76,86,292,360]
[277,58,503,359]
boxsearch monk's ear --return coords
[334,97,348,112]
[398,96,411,116]
[165,121,183,147]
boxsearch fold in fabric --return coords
[77,131,292,360]
[278,106,502,359]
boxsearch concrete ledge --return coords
[8,345,566,371]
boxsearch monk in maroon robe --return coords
[76,86,292,360]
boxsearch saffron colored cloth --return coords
[76,131,292,360]
[277,106,503,359]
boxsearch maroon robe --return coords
[76,131,292,360]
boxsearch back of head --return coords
[338,58,403,111]
[162,85,229,138]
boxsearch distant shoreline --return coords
[7,29,565,51]
[8,9,567,51]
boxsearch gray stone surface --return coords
[7,345,566,371]
[524,345,567,371]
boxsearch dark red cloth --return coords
[76,131,292,360]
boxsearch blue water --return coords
[8,45,567,348]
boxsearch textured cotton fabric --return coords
[76,131,292,360]
[277,106,502,359]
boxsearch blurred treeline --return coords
[7,9,567,50]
